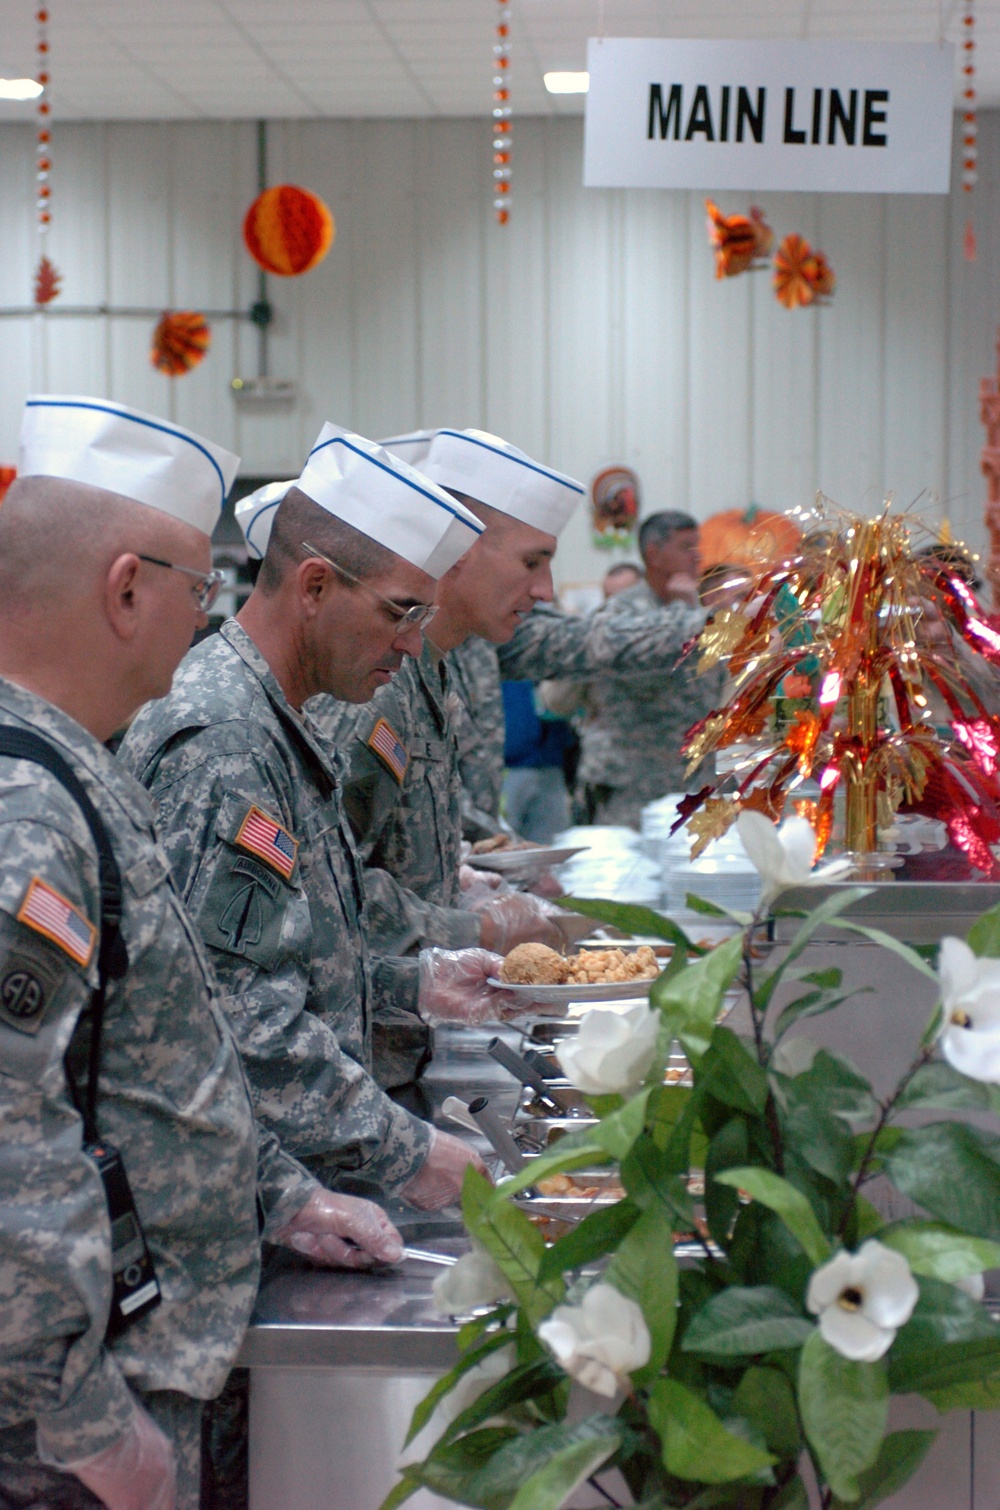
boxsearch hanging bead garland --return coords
[33,3,60,304]
[492,0,511,224]
[962,0,978,263]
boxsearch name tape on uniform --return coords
[234,805,298,881]
[16,876,96,968]
[368,718,410,785]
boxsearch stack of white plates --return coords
[553,825,662,906]
[665,840,761,915]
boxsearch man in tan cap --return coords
[0,398,404,1510]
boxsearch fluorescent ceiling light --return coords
[544,71,589,94]
[0,78,43,100]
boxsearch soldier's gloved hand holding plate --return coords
[44,1400,176,1510]
[418,945,532,1025]
[398,1127,490,1211]
[276,1190,404,1269]
[475,892,591,955]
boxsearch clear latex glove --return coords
[476,892,591,954]
[58,1403,175,1510]
[458,864,507,911]
[418,946,525,1025]
[398,1126,490,1211]
[276,1189,404,1268]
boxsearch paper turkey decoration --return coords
[242,185,335,277]
[151,311,212,376]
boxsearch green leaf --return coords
[608,1208,679,1385]
[769,1481,810,1510]
[923,1375,1000,1409]
[556,897,706,953]
[491,1135,612,1201]
[438,1359,566,1449]
[829,1429,936,1510]
[887,1275,1000,1395]
[682,1285,813,1358]
[879,1220,1000,1283]
[773,988,869,1040]
[700,1027,770,1116]
[406,1427,521,1508]
[591,1087,652,1160]
[967,898,1000,958]
[798,1330,888,1502]
[621,1135,695,1229]
[507,1434,621,1510]
[537,1199,640,1283]
[652,933,745,1065]
[405,1329,515,1446]
[885,1123,1000,1243]
[828,919,940,981]
[375,1473,422,1510]
[731,1366,803,1458]
[704,1116,750,1247]
[895,1060,1000,1115]
[715,1167,831,1266]
[754,888,873,1012]
[649,1378,776,1483]
[794,1050,877,1124]
[463,1168,564,1326]
[463,1417,620,1510]
[685,891,752,925]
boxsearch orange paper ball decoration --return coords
[151,311,212,377]
[242,185,334,277]
[699,505,801,572]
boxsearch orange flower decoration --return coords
[151,311,211,376]
[773,233,836,309]
[243,185,334,277]
[705,199,772,280]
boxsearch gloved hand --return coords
[458,864,507,911]
[475,892,592,954]
[54,1402,175,1510]
[276,1189,404,1268]
[418,946,527,1025]
[398,1126,490,1211]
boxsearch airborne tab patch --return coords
[234,804,298,881]
[16,877,96,968]
[367,718,409,784]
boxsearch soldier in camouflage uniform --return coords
[0,401,403,1510]
[447,633,507,838]
[121,427,497,1210]
[309,429,594,961]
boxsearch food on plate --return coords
[499,943,569,984]
[470,833,539,854]
[499,943,660,988]
[536,1173,626,1200]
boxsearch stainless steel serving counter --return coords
[243,887,1000,1510]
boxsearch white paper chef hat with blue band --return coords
[19,395,240,537]
[421,428,584,538]
[234,479,296,560]
[297,423,483,578]
[378,430,438,470]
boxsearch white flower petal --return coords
[778,816,818,881]
[557,1005,659,1095]
[956,1272,986,1301]
[854,1241,919,1328]
[538,1284,650,1395]
[806,1250,855,1314]
[737,810,786,885]
[939,937,979,1009]
[433,1248,511,1315]
[818,1306,895,1362]
[812,857,854,884]
[939,1023,1000,1084]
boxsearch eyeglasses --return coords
[137,554,225,612]
[301,541,438,631]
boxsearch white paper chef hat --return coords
[378,430,438,469]
[234,479,295,560]
[421,428,583,537]
[18,395,240,536]
[297,423,483,578]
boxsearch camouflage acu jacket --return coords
[119,620,431,1195]
[310,641,482,955]
[0,676,314,1464]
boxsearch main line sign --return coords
[584,38,955,194]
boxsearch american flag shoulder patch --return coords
[234,804,298,880]
[367,717,409,784]
[16,877,96,968]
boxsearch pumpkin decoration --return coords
[242,184,334,277]
[33,255,61,306]
[705,199,773,279]
[151,311,211,376]
[773,232,836,309]
[699,503,802,572]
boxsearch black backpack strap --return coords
[0,727,129,1141]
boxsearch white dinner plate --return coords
[467,844,588,877]
[487,976,654,1005]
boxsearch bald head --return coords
[257,486,395,595]
[0,475,214,739]
[0,475,209,613]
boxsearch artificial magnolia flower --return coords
[956,1271,987,1302]
[806,1239,918,1362]
[737,810,852,904]
[936,936,1000,1084]
[555,1001,659,1096]
[538,1283,651,1397]
[433,1244,512,1315]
